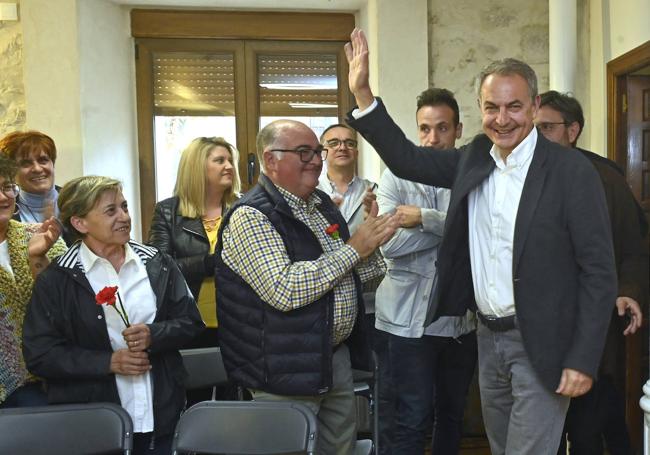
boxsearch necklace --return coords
[202,216,221,232]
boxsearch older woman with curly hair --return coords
[0,155,66,408]
[148,136,241,348]
[23,175,204,454]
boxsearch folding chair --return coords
[180,346,229,400]
[353,350,379,452]
[171,400,318,454]
[0,402,133,455]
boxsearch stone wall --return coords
[428,0,549,143]
[0,0,25,135]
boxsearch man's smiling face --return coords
[479,73,539,158]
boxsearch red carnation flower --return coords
[95,286,118,306]
[325,223,340,240]
[95,286,130,327]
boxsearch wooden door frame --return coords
[607,40,650,166]
[134,38,247,239]
[606,39,650,452]
[131,10,354,239]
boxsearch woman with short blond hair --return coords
[23,175,204,454]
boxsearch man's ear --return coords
[263,150,277,173]
[70,216,88,235]
[456,122,463,139]
[567,121,581,146]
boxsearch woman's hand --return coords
[110,349,151,375]
[123,323,152,352]
[28,217,62,257]
[27,217,62,278]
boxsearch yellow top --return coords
[197,217,221,328]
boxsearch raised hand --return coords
[28,217,62,257]
[348,200,399,258]
[344,28,375,110]
[362,185,377,219]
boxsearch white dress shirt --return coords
[469,127,537,317]
[352,100,537,318]
[79,242,157,433]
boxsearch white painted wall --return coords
[585,0,650,155]
[77,0,140,238]
[21,0,84,184]
[608,0,650,60]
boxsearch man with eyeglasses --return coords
[344,29,617,454]
[536,90,648,455]
[215,119,399,455]
[318,124,376,234]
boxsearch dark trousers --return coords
[0,382,48,408]
[376,330,477,455]
[558,375,632,455]
[133,432,173,455]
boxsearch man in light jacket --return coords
[375,88,477,455]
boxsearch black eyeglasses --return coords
[0,183,19,198]
[269,146,328,163]
[536,122,568,132]
[324,138,358,149]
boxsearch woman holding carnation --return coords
[0,155,66,408]
[23,175,204,455]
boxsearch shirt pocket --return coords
[375,269,428,328]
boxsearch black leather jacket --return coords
[147,197,211,299]
[23,240,205,437]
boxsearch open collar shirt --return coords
[468,127,537,317]
[221,182,385,345]
[79,242,157,433]
[318,174,370,224]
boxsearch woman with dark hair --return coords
[0,155,66,408]
[23,175,204,454]
[148,136,241,348]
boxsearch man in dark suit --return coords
[536,90,648,455]
[343,29,617,454]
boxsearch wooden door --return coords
[627,75,650,215]
[624,72,650,450]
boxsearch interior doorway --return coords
[607,39,650,453]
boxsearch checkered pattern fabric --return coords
[221,186,384,344]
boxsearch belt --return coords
[477,312,517,332]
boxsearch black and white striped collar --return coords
[56,239,158,270]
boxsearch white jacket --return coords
[375,169,475,338]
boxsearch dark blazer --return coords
[581,150,649,383]
[348,99,617,391]
[148,197,211,299]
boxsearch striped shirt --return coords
[221,183,385,345]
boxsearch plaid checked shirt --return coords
[221,184,385,345]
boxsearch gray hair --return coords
[476,58,538,101]
[256,120,306,172]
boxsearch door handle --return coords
[247,153,257,186]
